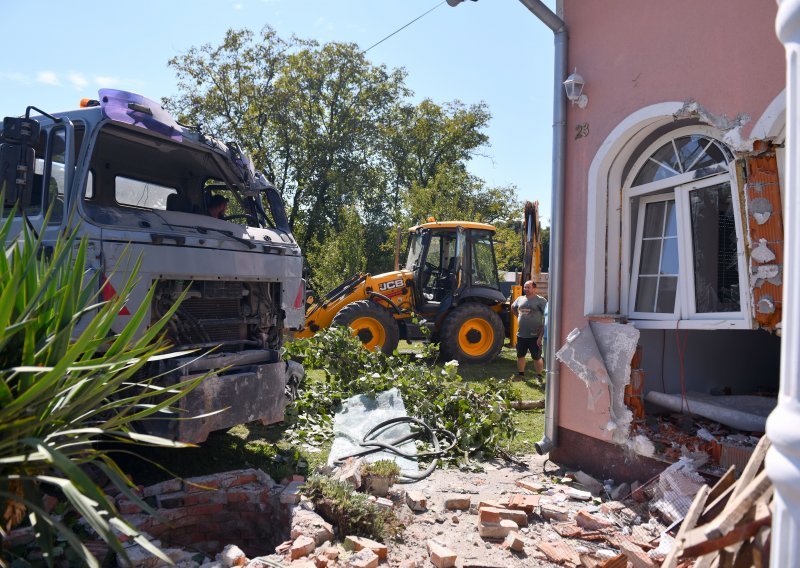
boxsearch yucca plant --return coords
[0,212,205,567]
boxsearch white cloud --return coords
[36,71,60,86]
[0,72,31,85]
[94,76,120,86]
[233,3,243,9]
[67,72,88,90]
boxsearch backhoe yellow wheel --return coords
[333,300,400,355]
[440,303,504,364]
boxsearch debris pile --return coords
[631,414,762,472]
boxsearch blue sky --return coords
[1,0,556,223]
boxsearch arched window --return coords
[623,129,748,326]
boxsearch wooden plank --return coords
[681,509,771,558]
[704,471,772,540]
[692,551,718,568]
[708,466,737,503]
[699,484,736,526]
[729,435,770,501]
[662,485,710,568]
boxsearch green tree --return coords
[305,206,367,296]
[166,26,408,252]
[166,26,512,279]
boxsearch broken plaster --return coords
[556,322,639,445]
[673,99,753,152]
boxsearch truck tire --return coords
[333,300,400,355]
[440,303,504,364]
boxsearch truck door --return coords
[1,117,76,243]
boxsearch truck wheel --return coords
[333,300,400,355]
[440,303,504,364]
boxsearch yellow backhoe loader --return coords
[297,203,547,363]
[297,220,509,363]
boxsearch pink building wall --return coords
[556,1,785,442]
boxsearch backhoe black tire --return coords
[333,300,400,355]
[440,303,504,364]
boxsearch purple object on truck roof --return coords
[98,89,182,142]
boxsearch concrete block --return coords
[478,519,517,539]
[574,471,604,495]
[346,548,379,568]
[540,504,570,522]
[280,481,304,505]
[221,544,247,567]
[406,490,428,511]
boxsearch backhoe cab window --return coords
[470,233,500,290]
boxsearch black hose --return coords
[333,416,456,483]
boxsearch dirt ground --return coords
[381,453,563,568]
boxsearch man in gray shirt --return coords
[511,280,547,379]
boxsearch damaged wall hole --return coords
[118,469,291,558]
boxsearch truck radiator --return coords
[178,298,247,343]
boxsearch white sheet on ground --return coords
[328,387,419,474]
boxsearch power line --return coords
[362,1,445,54]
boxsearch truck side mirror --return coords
[0,117,40,208]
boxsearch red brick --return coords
[224,472,258,489]
[344,535,388,559]
[478,507,501,523]
[426,540,457,568]
[291,535,316,560]
[535,540,580,565]
[117,499,143,515]
[444,496,470,510]
[189,503,224,516]
[515,479,545,493]
[575,510,613,531]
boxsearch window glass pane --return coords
[656,276,678,313]
[640,240,662,275]
[664,200,677,237]
[116,177,176,210]
[675,136,707,171]
[633,158,675,186]
[661,237,679,274]
[635,276,657,312]
[472,235,500,289]
[690,183,740,313]
[642,201,665,238]
[631,135,731,187]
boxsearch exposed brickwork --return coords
[119,468,289,557]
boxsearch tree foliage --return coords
[166,25,536,292]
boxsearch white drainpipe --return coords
[768,1,800,566]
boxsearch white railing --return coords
[767,2,800,566]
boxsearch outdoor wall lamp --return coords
[563,68,588,109]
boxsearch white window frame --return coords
[628,193,681,320]
[621,128,752,330]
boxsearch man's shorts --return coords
[516,336,542,360]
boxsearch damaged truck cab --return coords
[0,89,305,443]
